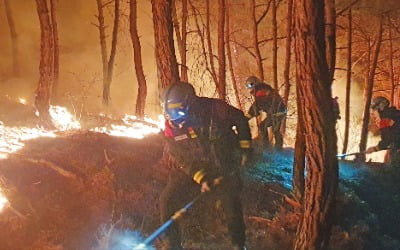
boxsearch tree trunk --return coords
[293,87,305,201]
[342,8,352,154]
[103,0,120,106]
[205,0,218,85]
[35,0,54,128]
[180,0,188,82]
[293,0,338,249]
[172,0,188,82]
[325,0,336,82]
[50,0,59,100]
[217,0,226,99]
[130,0,147,119]
[388,15,395,105]
[272,0,278,89]
[250,0,264,80]
[359,15,384,156]
[151,0,180,89]
[95,0,109,103]
[226,0,243,110]
[282,0,293,135]
[4,0,19,76]
[283,0,293,105]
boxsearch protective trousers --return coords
[159,169,245,249]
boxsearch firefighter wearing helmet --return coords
[160,81,251,250]
[244,76,287,150]
[366,96,400,167]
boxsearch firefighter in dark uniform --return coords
[245,76,286,150]
[159,82,251,250]
[366,96,400,167]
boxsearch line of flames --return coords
[0,99,164,213]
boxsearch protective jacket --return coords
[247,88,286,118]
[164,97,252,184]
[377,106,400,150]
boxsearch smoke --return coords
[95,228,155,250]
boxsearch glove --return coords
[366,146,378,154]
[201,176,223,193]
[240,148,254,167]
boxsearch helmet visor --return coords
[164,102,188,121]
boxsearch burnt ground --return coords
[0,98,399,250]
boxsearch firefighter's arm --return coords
[227,106,253,166]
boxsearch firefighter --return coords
[366,96,400,167]
[159,82,251,250]
[245,76,287,150]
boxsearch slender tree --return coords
[130,0,147,118]
[293,0,338,249]
[249,0,266,80]
[282,0,294,135]
[151,0,180,89]
[35,0,55,128]
[205,0,218,85]
[388,15,395,105]
[95,0,108,99]
[342,8,352,154]
[172,0,188,82]
[272,0,278,89]
[105,0,119,105]
[217,0,226,99]
[50,0,59,99]
[95,0,120,106]
[226,0,243,110]
[325,0,336,82]
[359,15,384,157]
[4,0,19,76]
[283,0,293,105]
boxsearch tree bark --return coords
[388,15,395,105]
[293,86,305,201]
[205,0,218,85]
[293,0,338,249]
[103,0,120,106]
[282,0,293,135]
[180,0,188,82]
[50,0,59,100]
[325,0,336,82]
[342,8,352,154]
[283,0,293,105]
[359,15,384,156]
[95,0,109,103]
[217,0,226,99]
[151,0,180,89]
[130,0,147,119]
[35,0,54,128]
[226,0,243,110]
[272,0,278,89]
[4,0,19,76]
[250,0,264,80]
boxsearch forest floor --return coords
[0,97,399,250]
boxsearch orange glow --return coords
[91,114,163,139]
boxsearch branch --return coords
[336,0,360,16]
[230,40,255,58]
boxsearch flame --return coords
[0,121,56,159]
[49,105,81,131]
[91,115,163,139]
[0,188,7,212]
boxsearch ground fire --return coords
[1,0,400,249]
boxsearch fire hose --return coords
[133,172,235,249]
[336,151,366,159]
